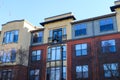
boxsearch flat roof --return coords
[71,13,116,24]
[40,12,76,26]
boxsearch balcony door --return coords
[53,28,62,42]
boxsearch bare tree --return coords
[96,39,120,80]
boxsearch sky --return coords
[0,0,116,30]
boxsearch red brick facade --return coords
[0,65,27,80]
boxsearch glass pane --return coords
[14,30,19,42]
[109,46,116,52]
[82,44,87,49]
[83,65,88,72]
[37,50,41,55]
[56,47,61,60]
[83,72,88,78]
[30,70,34,75]
[11,49,16,62]
[32,51,36,56]
[55,69,60,80]
[6,32,10,43]
[38,32,43,37]
[105,70,111,77]
[100,18,113,25]
[82,49,87,55]
[76,50,81,56]
[49,30,53,37]
[51,49,55,60]
[111,63,118,70]
[75,44,81,50]
[109,40,115,45]
[37,56,40,60]
[63,27,66,35]
[35,70,39,75]
[35,76,39,80]
[9,31,14,42]
[50,68,55,80]
[76,66,82,72]
[63,46,66,51]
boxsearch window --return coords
[47,67,61,80]
[76,65,88,79]
[75,43,87,56]
[48,27,67,43]
[101,39,116,53]
[31,50,41,61]
[3,30,19,44]
[47,46,66,61]
[103,63,119,77]
[63,67,66,80]
[30,69,39,80]
[1,70,12,80]
[32,31,43,43]
[0,49,16,63]
[100,18,113,32]
[74,23,87,36]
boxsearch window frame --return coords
[2,30,19,44]
[73,23,87,37]
[75,43,87,56]
[103,63,119,78]
[99,18,114,32]
[76,65,89,79]
[101,39,116,53]
[29,69,40,80]
[32,31,43,44]
[31,50,41,62]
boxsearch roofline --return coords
[71,13,116,24]
[40,16,76,26]
[2,19,34,28]
[110,4,120,12]
[2,19,25,26]
[45,12,73,20]
[30,28,44,33]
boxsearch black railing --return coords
[48,34,67,43]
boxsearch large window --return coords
[47,46,66,61]
[49,27,66,42]
[75,43,87,56]
[3,30,19,44]
[0,49,16,63]
[76,65,88,79]
[31,50,41,61]
[47,67,66,80]
[30,69,39,80]
[0,70,12,80]
[103,63,119,77]
[101,39,116,53]
[32,31,43,43]
[74,23,87,36]
[100,18,113,32]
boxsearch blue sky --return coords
[0,0,115,30]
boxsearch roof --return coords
[40,12,76,26]
[2,19,34,27]
[71,13,116,24]
[110,4,120,12]
[30,28,44,33]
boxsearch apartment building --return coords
[0,1,120,80]
[28,1,120,80]
[0,20,36,80]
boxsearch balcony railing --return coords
[48,34,67,43]
[32,37,43,44]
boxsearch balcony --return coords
[32,37,43,44]
[48,34,67,43]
